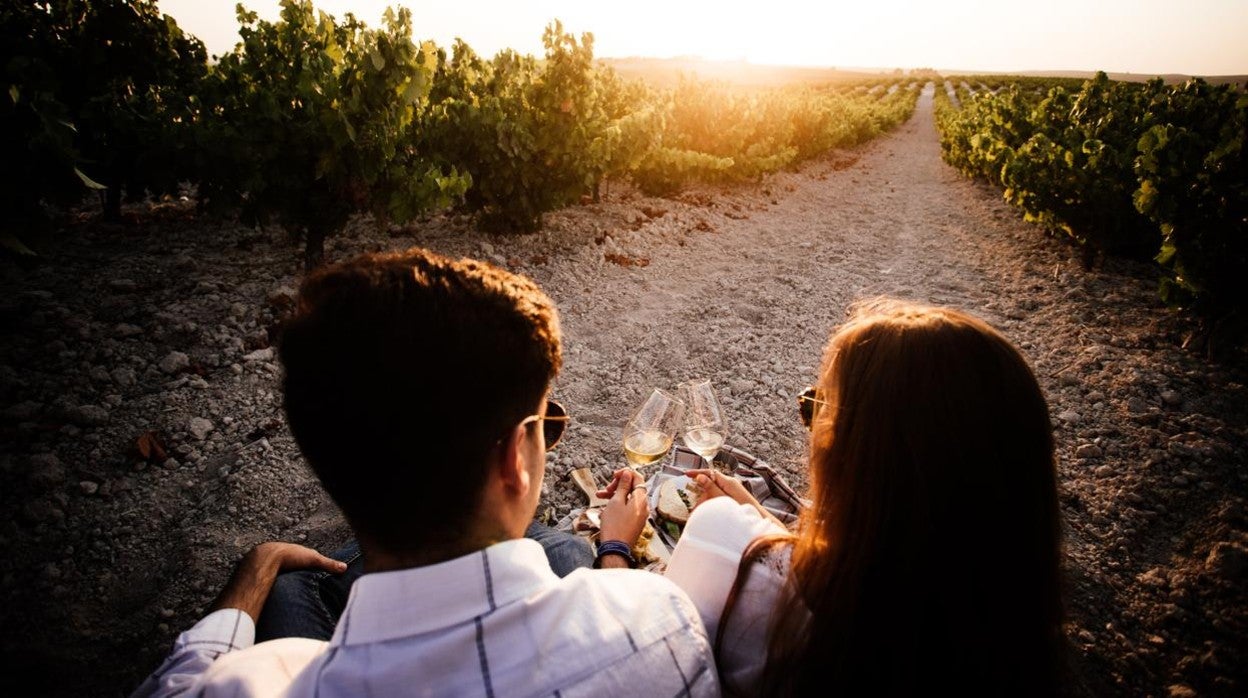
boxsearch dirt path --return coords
[543,86,997,481]
[2,86,1244,696]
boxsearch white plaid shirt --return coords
[133,538,719,697]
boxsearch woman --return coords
[662,300,1064,695]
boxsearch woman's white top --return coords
[665,497,792,695]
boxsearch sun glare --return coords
[159,0,1247,76]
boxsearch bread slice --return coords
[656,478,694,526]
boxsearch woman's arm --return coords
[684,469,788,528]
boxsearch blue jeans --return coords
[255,522,594,642]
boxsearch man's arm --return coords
[207,543,347,620]
[131,543,346,698]
[597,468,649,569]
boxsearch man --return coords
[133,249,718,697]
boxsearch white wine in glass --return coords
[623,430,673,468]
[622,388,684,474]
[681,379,727,471]
[683,427,725,461]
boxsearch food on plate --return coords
[632,520,657,564]
[656,478,696,527]
[573,507,601,533]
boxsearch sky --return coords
[158,0,1248,76]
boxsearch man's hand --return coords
[209,542,348,622]
[597,468,649,555]
[594,467,638,501]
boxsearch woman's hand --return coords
[598,468,649,547]
[686,469,760,508]
[687,469,787,528]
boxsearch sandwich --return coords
[656,478,695,527]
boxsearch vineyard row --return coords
[2,0,920,266]
[933,72,1247,319]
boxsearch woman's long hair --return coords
[721,300,1063,695]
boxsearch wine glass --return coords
[622,388,684,474]
[680,379,727,471]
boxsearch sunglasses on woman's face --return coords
[518,399,570,450]
[797,387,830,431]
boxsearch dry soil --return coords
[1,87,1245,696]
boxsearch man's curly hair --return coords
[278,248,562,553]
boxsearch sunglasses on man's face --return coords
[518,399,570,450]
[797,387,830,431]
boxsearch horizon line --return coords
[595,55,1248,79]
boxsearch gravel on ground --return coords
[1,86,1244,697]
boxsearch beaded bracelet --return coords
[594,539,637,568]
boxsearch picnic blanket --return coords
[559,444,807,571]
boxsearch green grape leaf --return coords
[1155,241,1177,266]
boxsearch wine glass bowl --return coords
[680,379,727,471]
[622,388,684,473]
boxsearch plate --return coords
[646,471,694,546]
